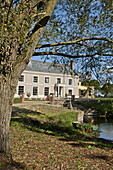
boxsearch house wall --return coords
[79,83,95,98]
[15,70,79,98]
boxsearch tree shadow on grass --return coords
[8,161,27,170]
[12,106,42,116]
[11,106,81,138]
[11,106,113,150]
[85,154,113,165]
[66,138,112,146]
[0,160,27,170]
[58,138,113,163]
[87,154,112,161]
[11,116,77,137]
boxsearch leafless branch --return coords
[36,37,113,49]
[33,51,112,58]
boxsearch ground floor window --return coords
[44,87,49,96]
[68,89,72,95]
[33,87,38,95]
[18,86,24,95]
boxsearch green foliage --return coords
[85,120,94,133]
[82,80,100,90]
[76,100,113,117]
[101,83,113,97]
[26,92,31,98]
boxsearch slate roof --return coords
[25,60,78,75]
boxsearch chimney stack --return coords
[70,60,74,70]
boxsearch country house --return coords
[15,60,80,99]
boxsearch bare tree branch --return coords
[36,37,113,49]
[33,51,113,58]
[6,0,13,24]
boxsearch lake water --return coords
[98,122,113,141]
[83,115,113,141]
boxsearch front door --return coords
[55,86,62,97]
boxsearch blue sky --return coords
[31,0,113,81]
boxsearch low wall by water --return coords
[78,111,84,123]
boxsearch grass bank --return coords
[10,104,113,169]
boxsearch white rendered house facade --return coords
[15,60,79,98]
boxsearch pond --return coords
[92,118,113,141]
[98,122,113,141]
[84,116,113,141]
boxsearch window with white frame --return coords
[33,76,38,83]
[44,87,49,96]
[18,86,24,95]
[57,78,61,84]
[69,79,72,85]
[45,77,49,83]
[19,75,24,82]
[33,87,38,95]
[68,89,72,95]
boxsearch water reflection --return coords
[98,123,113,141]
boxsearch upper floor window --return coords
[69,79,72,85]
[19,75,24,82]
[57,78,61,84]
[33,76,38,83]
[45,77,49,83]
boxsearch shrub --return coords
[75,100,113,118]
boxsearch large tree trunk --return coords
[0,76,17,167]
[0,1,58,168]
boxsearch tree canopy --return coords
[81,79,100,89]
[1,0,112,80]
[34,0,113,81]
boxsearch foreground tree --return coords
[0,0,58,165]
[0,0,113,167]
